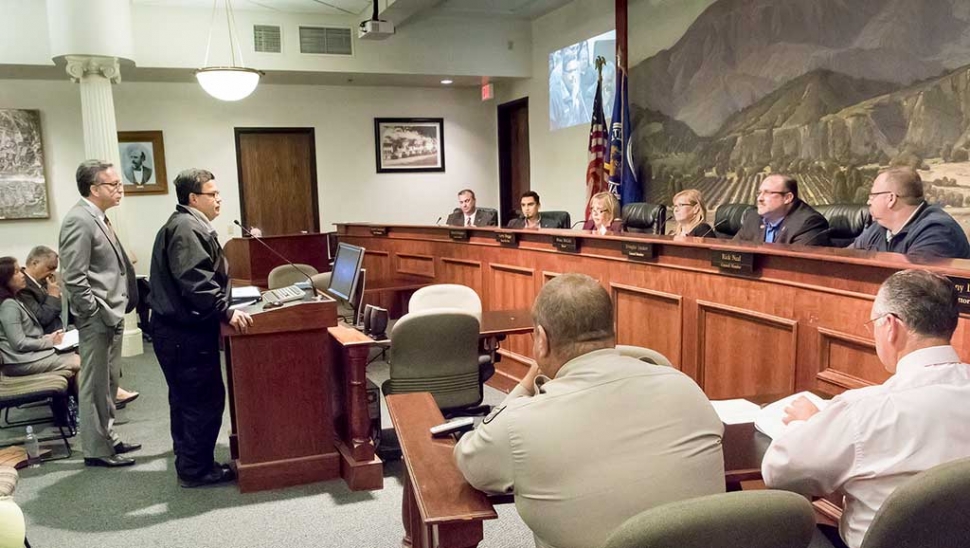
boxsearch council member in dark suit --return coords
[149,169,253,488]
[446,189,498,227]
[18,246,63,334]
[507,191,566,229]
[669,189,715,238]
[735,174,830,246]
[850,167,970,259]
[59,160,141,468]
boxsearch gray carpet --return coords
[3,344,534,548]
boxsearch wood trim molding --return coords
[490,263,535,275]
[610,283,682,304]
[442,257,482,267]
[815,327,878,391]
[541,271,561,281]
[394,253,436,278]
[365,250,390,257]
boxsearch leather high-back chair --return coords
[713,204,757,238]
[384,308,488,414]
[603,490,815,548]
[856,457,970,548]
[622,203,667,234]
[267,263,319,289]
[815,204,871,247]
[408,285,493,383]
[542,211,572,229]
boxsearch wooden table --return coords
[386,391,775,548]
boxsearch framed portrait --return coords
[374,118,445,173]
[117,130,168,194]
[0,109,50,220]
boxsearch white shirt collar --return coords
[887,201,926,242]
[894,345,962,377]
[178,204,216,233]
[81,197,106,222]
[23,269,40,287]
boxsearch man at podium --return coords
[148,168,253,488]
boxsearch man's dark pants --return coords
[153,318,225,480]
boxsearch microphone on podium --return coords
[233,220,317,293]
[435,216,443,226]
[571,220,586,229]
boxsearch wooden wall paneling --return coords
[395,253,436,278]
[815,328,888,395]
[439,258,484,297]
[489,262,536,383]
[363,249,391,281]
[696,301,798,399]
[612,283,683,369]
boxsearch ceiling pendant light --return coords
[196,0,263,101]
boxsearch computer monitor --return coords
[327,242,365,302]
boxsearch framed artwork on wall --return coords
[374,117,445,173]
[0,109,50,220]
[117,130,168,195]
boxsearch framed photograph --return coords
[374,118,445,173]
[0,109,50,220]
[117,130,168,194]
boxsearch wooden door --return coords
[235,128,320,235]
[498,98,530,226]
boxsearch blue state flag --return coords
[607,69,642,206]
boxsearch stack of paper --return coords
[754,391,830,440]
[710,399,761,424]
[54,329,79,352]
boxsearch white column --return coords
[65,55,144,357]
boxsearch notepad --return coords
[754,391,830,440]
[54,329,79,352]
[710,398,761,424]
[231,286,261,300]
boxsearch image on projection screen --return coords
[549,30,616,131]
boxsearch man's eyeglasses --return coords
[863,312,895,335]
[195,191,221,198]
[97,182,123,190]
[756,190,790,197]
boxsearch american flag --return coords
[585,76,608,220]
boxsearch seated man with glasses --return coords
[735,174,830,246]
[762,269,970,548]
[850,167,970,259]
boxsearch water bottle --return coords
[25,426,41,468]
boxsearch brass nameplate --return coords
[622,242,654,261]
[711,250,756,275]
[553,236,579,253]
[950,276,970,314]
[370,227,387,236]
[496,232,518,247]
[449,229,469,241]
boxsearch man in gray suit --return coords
[59,160,141,468]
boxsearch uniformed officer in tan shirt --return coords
[454,273,725,548]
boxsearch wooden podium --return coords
[224,233,330,287]
[222,296,340,493]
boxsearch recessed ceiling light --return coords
[441,79,454,85]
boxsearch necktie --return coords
[103,216,117,242]
[466,216,472,227]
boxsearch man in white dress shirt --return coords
[762,269,970,548]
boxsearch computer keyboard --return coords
[262,285,306,305]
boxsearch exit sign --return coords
[481,82,494,101]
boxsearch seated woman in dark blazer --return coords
[582,191,624,234]
[669,189,715,238]
[0,256,79,378]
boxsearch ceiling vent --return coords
[253,25,282,53]
[299,26,353,55]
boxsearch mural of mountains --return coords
[630,0,970,137]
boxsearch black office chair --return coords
[621,203,667,234]
[542,211,572,229]
[713,204,757,238]
[815,204,871,247]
